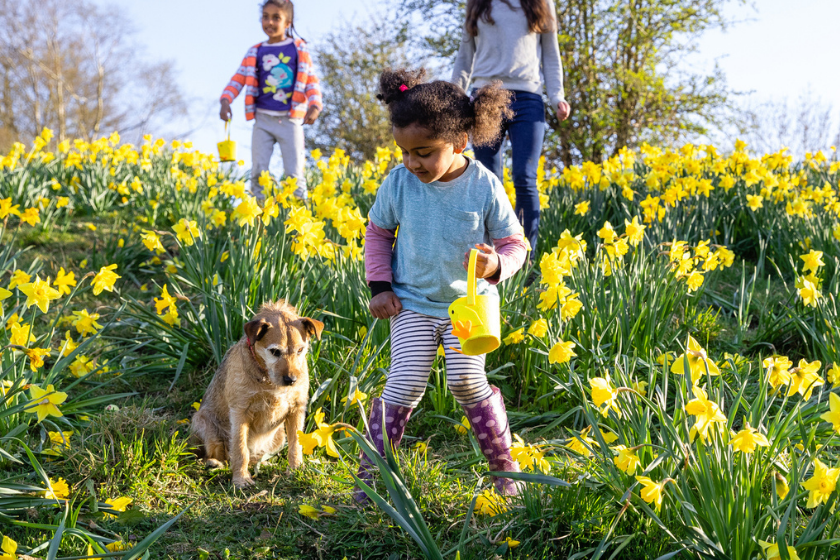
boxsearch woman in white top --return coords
[452,0,570,256]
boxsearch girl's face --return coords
[262,4,289,42]
[393,124,469,184]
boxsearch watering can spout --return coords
[447,249,501,356]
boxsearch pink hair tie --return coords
[399,84,408,92]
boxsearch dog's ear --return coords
[297,318,324,341]
[244,318,272,344]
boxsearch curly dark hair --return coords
[377,68,513,147]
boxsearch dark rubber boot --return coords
[463,386,524,496]
[353,397,413,504]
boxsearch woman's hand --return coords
[220,99,232,121]
[303,106,321,125]
[463,243,500,279]
[557,101,571,121]
[369,291,402,319]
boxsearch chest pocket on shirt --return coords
[446,209,482,246]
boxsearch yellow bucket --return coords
[447,249,501,356]
[217,120,237,162]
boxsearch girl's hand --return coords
[557,101,571,121]
[369,291,402,319]
[303,106,321,125]
[463,243,500,279]
[220,100,232,122]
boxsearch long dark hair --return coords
[465,0,555,36]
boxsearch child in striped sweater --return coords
[219,0,322,201]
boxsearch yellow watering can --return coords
[448,248,501,356]
[217,120,237,162]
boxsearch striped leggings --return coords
[381,309,494,408]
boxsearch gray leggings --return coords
[250,111,306,200]
[381,309,494,408]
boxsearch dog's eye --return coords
[296,347,305,355]
[269,348,282,357]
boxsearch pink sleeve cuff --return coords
[365,221,396,283]
[487,233,528,285]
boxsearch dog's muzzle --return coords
[283,375,298,385]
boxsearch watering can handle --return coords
[467,248,478,306]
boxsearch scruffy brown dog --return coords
[191,301,323,488]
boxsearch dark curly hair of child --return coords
[378,68,513,147]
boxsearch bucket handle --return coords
[224,118,231,141]
[467,248,478,306]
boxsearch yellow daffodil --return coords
[788,359,824,400]
[53,267,76,296]
[232,196,263,227]
[91,264,120,295]
[341,387,368,406]
[671,335,720,385]
[820,393,840,432]
[154,284,177,315]
[475,489,508,516]
[43,477,70,499]
[18,275,61,313]
[590,374,620,417]
[758,540,799,560]
[624,216,645,246]
[800,250,824,273]
[600,429,618,444]
[527,318,548,338]
[684,386,726,443]
[635,476,666,511]
[567,426,597,457]
[764,356,792,389]
[796,277,821,307]
[25,347,50,371]
[503,328,525,345]
[456,416,471,435]
[1,535,17,560]
[9,269,31,289]
[548,339,576,364]
[72,309,102,337]
[25,384,67,422]
[298,504,321,520]
[828,363,840,385]
[612,445,641,474]
[103,496,133,518]
[10,322,36,347]
[775,472,790,500]
[631,380,648,396]
[801,458,840,508]
[729,421,770,454]
[172,218,200,246]
[141,230,165,253]
[573,201,590,215]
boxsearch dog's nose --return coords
[283,375,297,385]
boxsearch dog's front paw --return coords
[233,475,256,488]
[205,458,225,470]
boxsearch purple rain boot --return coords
[353,397,413,504]
[463,386,524,496]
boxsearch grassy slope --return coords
[4,215,796,560]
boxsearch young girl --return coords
[355,68,528,504]
[451,0,571,256]
[219,0,321,201]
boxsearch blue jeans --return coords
[474,90,546,257]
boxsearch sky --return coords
[96,0,840,169]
